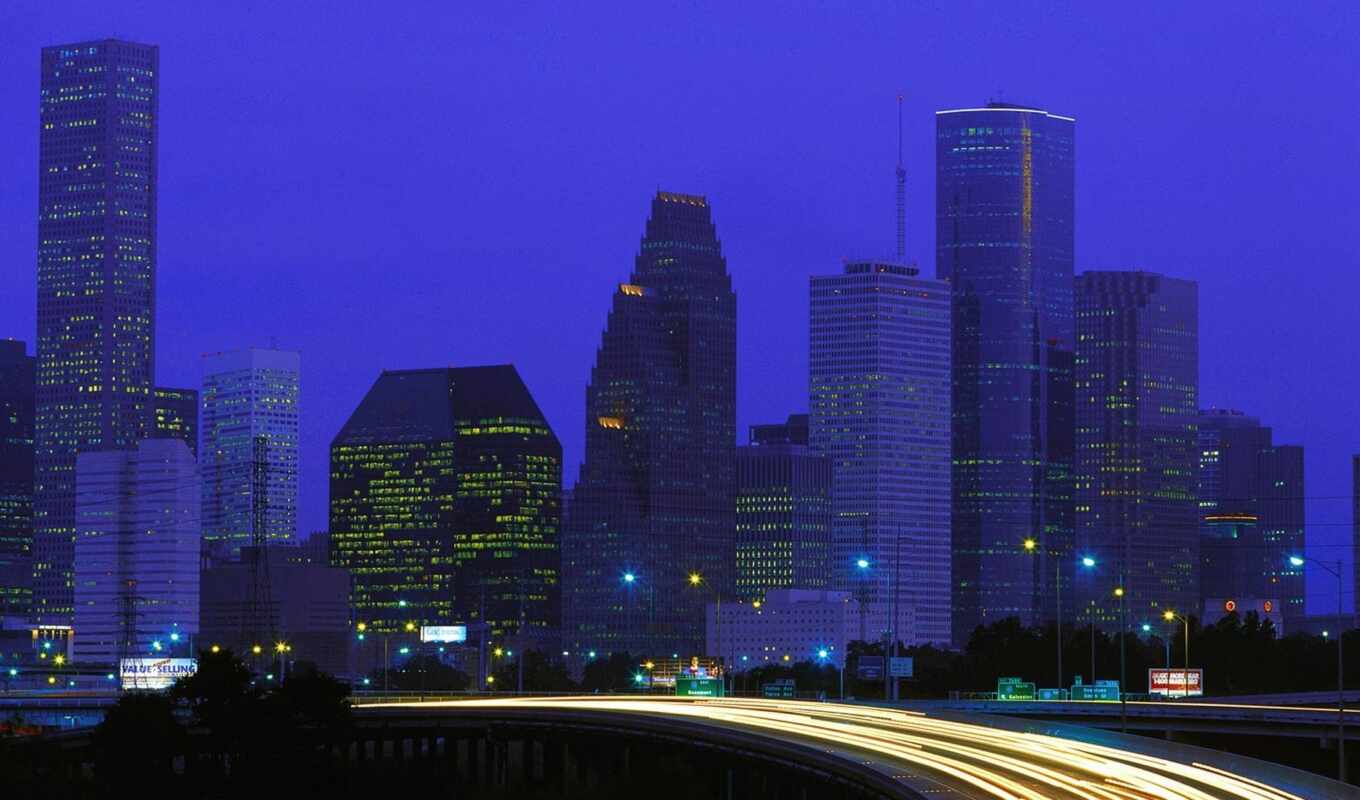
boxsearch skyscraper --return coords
[34,40,159,623]
[809,262,952,646]
[153,387,198,457]
[330,366,561,642]
[735,415,832,602]
[1074,271,1199,625]
[1197,409,1305,628]
[563,191,736,658]
[200,349,299,559]
[72,438,199,664]
[0,341,36,617]
[937,103,1076,644]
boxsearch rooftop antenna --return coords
[895,93,906,262]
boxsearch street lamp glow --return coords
[1113,587,1124,598]
[818,649,829,659]
[398,599,408,608]
[623,572,635,583]
[588,650,596,659]
[356,622,367,633]
[404,622,416,632]
[856,558,870,570]
[1163,610,1175,622]
[210,644,221,654]
[169,632,180,642]
[494,647,504,658]
[1081,556,1096,568]
[1289,555,1306,567]
[1141,624,1151,632]
[275,641,288,653]
[152,639,163,651]
[252,644,263,655]
[1022,538,1037,552]
[688,572,703,586]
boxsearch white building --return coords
[201,348,300,558]
[706,589,859,670]
[809,262,952,646]
[73,439,200,664]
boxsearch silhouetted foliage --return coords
[491,648,577,691]
[581,651,638,691]
[373,653,472,691]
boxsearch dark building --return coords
[937,103,1076,643]
[330,366,561,645]
[153,387,198,457]
[1074,271,1199,626]
[563,191,737,659]
[1354,456,1360,627]
[200,545,351,677]
[1197,409,1304,629]
[735,415,832,603]
[0,342,36,618]
[34,40,159,623]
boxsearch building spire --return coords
[896,93,906,261]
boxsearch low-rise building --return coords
[706,589,857,671]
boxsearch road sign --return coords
[762,679,796,698]
[1149,668,1203,698]
[675,676,724,697]
[1070,680,1120,701]
[1037,688,1066,701]
[889,657,914,678]
[857,656,884,680]
[996,677,1036,700]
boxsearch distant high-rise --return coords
[330,366,561,641]
[0,341,36,617]
[34,40,160,623]
[1197,409,1305,628]
[200,349,299,559]
[563,191,737,658]
[1074,271,1198,625]
[937,103,1075,644]
[1353,456,1360,626]
[809,262,952,646]
[735,414,832,602]
[72,439,199,664]
[153,387,198,457]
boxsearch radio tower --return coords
[895,93,906,261]
[116,579,143,689]
[242,434,276,653]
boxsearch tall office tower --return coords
[1074,271,1198,626]
[72,439,199,664]
[0,342,36,617]
[330,366,561,641]
[1197,409,1305,628]
[734,414,832,602]
[153,387,198,457]
[563,191,737,658]
[200,349,300,559]
[937,103,1076,645]
[809,262,952,646]
[34,40,160,623]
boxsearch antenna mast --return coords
[895,94,906,261]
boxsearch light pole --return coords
[818,648,842,700]
[1114,584,1126,732]
[1023,537,1062,692]
[1162,610,1190,670]
[1291,555,1345,783]
[688,572,724,693]
[623,571,637,653]
[1081,556,1096,685]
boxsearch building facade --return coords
[735,415,832,602]
[1197,409,1304,629]
[937,103,1076,644]
[34,40,160,623]
[200,348,300,559]
[153,386,198,457]
[705,589,856,670]
[0,342,36,617]
[72,439,199,664]
[563,191,737,659]
[809,262,952,646]
[1074,271,1198,626]
[330,366,561,643]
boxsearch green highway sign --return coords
[996,677,1036,701]
[1070,681,1120,701]
[676,676,724,697]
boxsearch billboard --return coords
[1149,668,1204,698]
[420,625,468,643]
[120,658,198,690]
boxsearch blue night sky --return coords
[2,2,1357,615]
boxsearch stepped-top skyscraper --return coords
[201,348,300,559]
[937,103,1075,644]
[563,191,736,659]
[34,40,159,623]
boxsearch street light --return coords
[1162,610,1190,670]
[687,572,725,693]
[1289,554,1345,783]
[1022,538,1062,692]
[1080,557,1097,684]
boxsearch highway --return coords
[371,695,1354,800]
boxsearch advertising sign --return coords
[1149,668,1204,698]
[119,658,197,690]
[889,657,914,678]
[420,625,468,643]
[996,677,1036,700]
[856,656,884,680]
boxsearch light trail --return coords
[371,695,1330,799]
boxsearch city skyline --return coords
[2,5,1358,617]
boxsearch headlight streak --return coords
[374,696,1316,799]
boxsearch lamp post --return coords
[688,572,724,693]
[1114,584,1126,732]
[1081,556,1096,685]
[1023,538,1062,692]
[818,648,842,700]
[1291,555,1345,783]
[1162,610,1190,670]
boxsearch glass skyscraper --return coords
[200,349,300,559]
[809,262,952,646]
[563,191,737,659]
[1074,271,1199,625]
[330,366,561,642]
[34,40,160,623]
[153,386,198,458]
[735,415,832,602]
[936,103,1075,644]
[0,341,36,617]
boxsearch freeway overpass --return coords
[359,695,1357,799]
